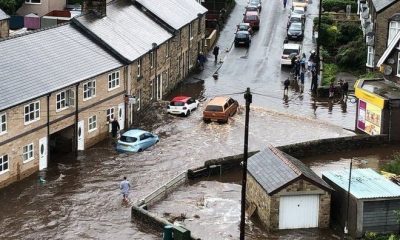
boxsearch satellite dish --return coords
[384,65,393,76]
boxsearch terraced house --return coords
[0,0,207,189]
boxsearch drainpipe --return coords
[47,94,50,161]
[74,83,79,154]
[125,65,129,127]
[152,42,158,101]
[389,102,392,142]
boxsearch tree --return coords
[0,0,24,15]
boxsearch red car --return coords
[243,11,260,30]
[167,96,199,116]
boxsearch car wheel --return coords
[185,110,191,117]
[203,119,210,123]
[138,148,143,152]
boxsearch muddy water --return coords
[150,145,400,240]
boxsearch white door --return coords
[39,137,48,170]
[77,120,84,150]
[118,103,125,130]
[279,195,319,229]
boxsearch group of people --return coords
[328,79,349,100]
[196,45,220,71]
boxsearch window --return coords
[0,155,8,173]
[367,46,374,67]
[166,41,170,58]
[189,22,193,40]
[56,89,74,111]
[0,113,6,134]
[88,116,97,132]
[106,108,115,121]
[397,52,400,76]
[150,51,155,68]
[83,80,96,100]
[150,78,155,100]
[24,101,40,124]
[137,89,141,111]
[108,71,120,90]
[25,0,41,3]
[23,143,34,162]
[388,21,400,45]
[137,58,142,78]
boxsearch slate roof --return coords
[0,24,122,111]
[322,168,400,199]
[0,8,9,20]
[372,0,397,13]
[136,0,207,30]
[247,145,332,195]
[73,0,172,63]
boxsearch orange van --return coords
[203,96,239,123]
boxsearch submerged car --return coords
[237,22,253,35]
[287,13,303,29]
[291,7,306,21]
[243,11,260,30]
[167,96,199,116]
[203,96,239,123]
[281,43,301,66]
[235,30,251,47]
[116,129,159,153]
[287,22,304,41]
[247,0,262,12]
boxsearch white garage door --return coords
[279,195,319,229]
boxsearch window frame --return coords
[397,52,400,77]
[25,0,41,4]
[388,21,400,45]
[106,107,115,121]
[83,79,96,101]
[56,89,74,112]
[366,46,374,67]
[108,71,120,91]
[0,154,9,174]
[22,143,34,163]
[0,112,6,135]
[88,115,97,132]
[24,101,40,125]
[137,58,142,78]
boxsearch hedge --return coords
[322,0,357,13]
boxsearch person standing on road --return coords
[120,176,131,203]
[311,71,318,93]
[284,78,290,95]
[341,80,349,99]
[283,0,287,9]
[329,82,335,99]
[213,45,220,62]
[300,71,305,86]
[110,118,120,139]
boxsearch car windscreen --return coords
[246,15,258,21]
[290,24,302,30]
[283,48,299,55]
[205,105,223,112]
[170,101,185,106]
[294,10,304,14]
[249,0,260,4]
[290,17,301,22]
[236,33,248,38]
[294,0,305,2]
[120,136,137,143]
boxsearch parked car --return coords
[203,96,239,123]
[280,43,301,66]
[167,96,199,116]
[287,22,304,41]
[237,22,253,35]
[116,129,159,153]
[235,30,251,47]
[243,11,260,30]
[292,0,308,11]
[291,7,305,21]
[287,13,303,29]
[247,0,262,12]
[245,5,259,14]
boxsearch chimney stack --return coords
[83,0,107,17]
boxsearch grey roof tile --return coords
[0,8,9,20]
[372,0,397,12]
[74,0,172,63]
[0,24,122,110]
[136,0,207,30]
[248,146,332,195]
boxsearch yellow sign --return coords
[355,86,385,109]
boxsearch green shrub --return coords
[318,24,338,50]
[322,63,338,86]
[381,152,400,175]
[336,35,366,70]
[313,15,334,31]
[337,22,362,45]
[322,0,357,13]
[358,71,383,79]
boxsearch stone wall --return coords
[246,174,272,229]
[0,20,9,39]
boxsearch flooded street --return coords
[0,0,366,239]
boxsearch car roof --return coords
[293,6,305,11]
[290,13,303,18]
[171,96,190,102]
[290,22,302,26]
[283,43,301,49]
[236,30,249,34]
[207,96,230,106]
[123,129,148,137]
[239,22,250,26]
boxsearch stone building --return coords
[246,145,332,230]
[0,8,9,38]
[358,0,400,69]
[0,23,124,189]
[377,31,400,84]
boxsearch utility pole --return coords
[344,158,353,239]
[316,0,323,72]
[240,88,252,240]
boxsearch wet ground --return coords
[150,145,400,240]
[0,0,363,239]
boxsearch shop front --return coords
[355,79,400,141]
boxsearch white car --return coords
[167,96,199,116]
[281,43,302,66]
[291,7,306,21]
